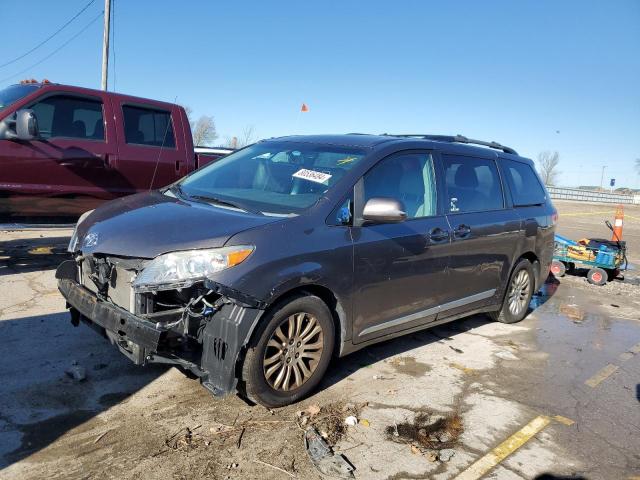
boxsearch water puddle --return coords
[4,410,97,465]
[387,356,431,377]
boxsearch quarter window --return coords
[30,95,104,140]
[442,155,503,213]
[502,159,546,206]
[363,152,437,219]
[123,105,175,148]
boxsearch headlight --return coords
[132,245,254,292]
[67,209,94,252]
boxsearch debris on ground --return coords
[438,449,456,461]
[449,362,476,375]
[165,425,203,451]
[385,412,463,453]
[344,416,358,426]
[560,303,585,323]
[495,350,519,361]
[448,346,464,354]
[299,401,365,445]
[304,427,355,479]
[65,363,87,382]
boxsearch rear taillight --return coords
[551,210,559,225]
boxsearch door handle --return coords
[453,224,471,238]
[428,227,450,243]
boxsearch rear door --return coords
[112,102,189,191]
[0,91,119,217]
[440,152,521,317]
[351,150,451,343]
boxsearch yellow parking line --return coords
[585,364,619,388]
[454,416,550,480]
[559,211,613,217]
[552,415,575,426]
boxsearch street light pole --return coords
[599,165,607,191]
[100,0,111,91]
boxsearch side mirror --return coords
[15,109,40,141]
[362,197,407,224]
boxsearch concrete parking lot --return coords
[1,201,639,480]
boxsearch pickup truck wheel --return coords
[489,258,534,324]
[240,294,334,408]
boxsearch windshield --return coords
[178,142,366,215]
[0,84,38,112]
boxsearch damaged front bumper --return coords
[56,260,265,397]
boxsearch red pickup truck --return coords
[0,81,232,220]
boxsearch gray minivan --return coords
[57,134,556,407]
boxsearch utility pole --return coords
[599,165,607,191]
[100,0,111,91]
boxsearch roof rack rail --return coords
[381,134,518,155]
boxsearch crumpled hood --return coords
[76,191,282,258]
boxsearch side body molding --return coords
[358,289,496,337]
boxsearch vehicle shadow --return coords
[322,277,560,391]
[0,235,71,277]
[321,313,494,390]
[0,311,167,469]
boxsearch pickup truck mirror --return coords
[362,197,407,224]
[15,109,40,141]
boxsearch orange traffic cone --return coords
[612,205,624,241]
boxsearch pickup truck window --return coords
[31,95,104,140]
[0,84,38,112]
[122,105,175,148]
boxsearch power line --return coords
[0,11,104,85]
[0,0,98,69]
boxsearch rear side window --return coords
[123,105,175,148]
[442,155,503,213]
[30,95,104,140]
[363,152,437,219]
[502,159,546,206]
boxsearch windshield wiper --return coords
[188,194,262,215]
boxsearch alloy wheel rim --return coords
[508,270,530,316]
[263,312,324,391]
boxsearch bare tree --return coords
[224,126,257,149]
[184,106,218,146]
[537,151,560,186]
[192,116,218,146]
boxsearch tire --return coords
[550,260,566,277]
[587,267,607,286]
[489,258,535,324]
[240,294,335,408]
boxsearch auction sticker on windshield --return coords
[292,169,332,184]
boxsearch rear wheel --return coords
[489,259,535,324]
[240,294,335,407]
[550,260,566,277]
[587,267,607,286]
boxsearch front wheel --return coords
[240,294,335,408]
[489,259,535,324]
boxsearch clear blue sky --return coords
[2,0,639,188]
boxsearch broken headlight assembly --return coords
[132,245,254,293]
[67,209,94,253]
